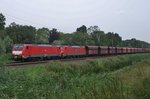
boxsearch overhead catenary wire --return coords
[3,12,47,28]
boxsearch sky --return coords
[0,0,150,43]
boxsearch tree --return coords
[0,30,7,39]
[71,32,94,45]
[76,25,87,33]
[59,33,73,45]
[6,22,19,43]
[113,33,122,46]
[3,36,13,53]
[6,22,36,44]
[87,26,104,46]
[35,28,50,43]
[91,30,105,46]
[0,38,6,54]
[0,13,6,30]
[121,38,150,48]
[87,26,100,35]
[105,32,122,46]
[52,40,65,45]
[49,28,59,44]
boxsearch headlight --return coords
[12,51,22,55]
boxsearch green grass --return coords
[115,59,150,99]
[0,53,150,99]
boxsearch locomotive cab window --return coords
[13,45,24,50]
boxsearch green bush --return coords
[0,38,6,54]
[0,54,12,65]
[3,36,13,53]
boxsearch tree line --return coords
[0,13,150,54]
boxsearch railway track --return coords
[3,54,124,67]
[4,57,87,67]
[4,61,49,67]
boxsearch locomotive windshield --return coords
[13,45,24,50]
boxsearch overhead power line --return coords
[3,12,46,28]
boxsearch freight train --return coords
[12,44,150,60]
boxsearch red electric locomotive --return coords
[12,44,62,60]
[60,46,86,58]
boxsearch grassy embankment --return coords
[0,53,150,99]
